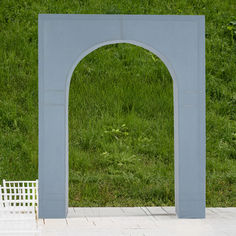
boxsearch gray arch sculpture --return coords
[38,14,205,219]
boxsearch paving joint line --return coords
[143,207,160,224]
[161,207,169,214]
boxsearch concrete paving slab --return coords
[146,206,167,215]
[22,207,236,235]
[73,207,126,217]
[67,207,77,218]
[162,206,176,214]
[66,217,92,227]
[120,207,147,216]
[43,218,68,234]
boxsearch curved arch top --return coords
[38,14,205,219]
[65,39,178,97]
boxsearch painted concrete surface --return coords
[39,14,205,218]
[36,207,236,236]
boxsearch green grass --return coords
[0,0,235,207]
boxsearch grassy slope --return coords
[0,0,235,207]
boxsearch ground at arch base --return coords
[34,207,236,236]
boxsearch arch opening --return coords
[68,42,175,207]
